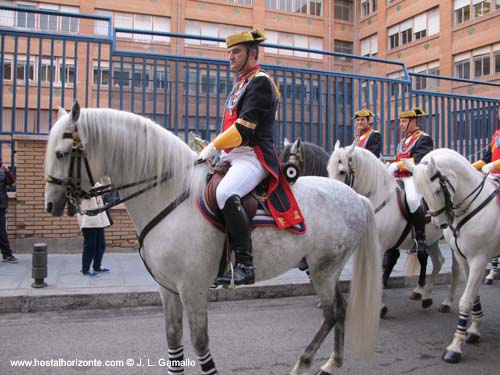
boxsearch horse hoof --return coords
[465,332,480,344]
[410,292,422,300]
[442,349,461,363]
[438,304,451,313]
[421,298,433,309]
[380,306,389,319]
[483,278,493,285]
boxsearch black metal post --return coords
[31,242,47,288]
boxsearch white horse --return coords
[405,148,500,363]
[328,144,460,314]
[44,101,382,375]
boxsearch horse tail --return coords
[346,195,382,358]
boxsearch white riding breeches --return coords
[401,176,423,213]
[216,146,269,210]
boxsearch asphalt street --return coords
[1,284,499,375]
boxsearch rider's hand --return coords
[482,163,492,174]
[387,162,399,176]
[198,142,217,162]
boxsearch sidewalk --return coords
[0,245,454,313]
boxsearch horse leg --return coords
[483,257,498,285]
[317,285,348,375]
[439,251,461,313]
[465,296,483,344]
[420,242,444,309]
[442,260,485,363]
[409,251,428,301]
[382,248,399,288]
[290,275,340,375]
[159,287,185,375]
[183,293,218,375]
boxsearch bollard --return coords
[31,243,48,288]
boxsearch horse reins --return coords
[429,169,498,258]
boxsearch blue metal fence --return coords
[0,5,499,166]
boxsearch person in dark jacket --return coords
[389,108,434,255]
[352,109,382,158]
[198,29,304,286]
[0,160,17,263]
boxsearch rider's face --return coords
[399,118,415,133]
[355,117,370,133]
[228,45,249,73]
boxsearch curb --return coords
[0,273,453,314]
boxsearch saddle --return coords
[204,161,261,222]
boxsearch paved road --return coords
[1,284,499,375]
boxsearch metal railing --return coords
[0,5,499,167]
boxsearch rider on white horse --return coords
[388,108,434,255]
[471,106,500,284]
[352,109,382,158]
[199,29,304,286]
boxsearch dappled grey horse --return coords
[44,101,382,375]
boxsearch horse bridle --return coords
[45,129,96,212]
[429,168,497,258]
[45,128,177,216]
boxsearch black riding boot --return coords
[215,195,255,286]
[411,204,429,256]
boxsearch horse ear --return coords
[70,100,81,123]
[346,142,355,156]
[427,157,437,177]
[402,158,415,173]
[283,137,290,146]
[290,138,301,154]
[334,140,340,151]
[57,107,67,119]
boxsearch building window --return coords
[16,59,35,81]
[473,0,490,18]
[474,54,490,78]
[265,30,323,60]
[360,0,377,18]
[59,62,75,84]
[39,4,58,31]
[16,4,36,28]
[225,0,252,4]
[41,60,56,83]
[400,25,412,45]
[334,40,353,62]
[361,34,378,56]
[3,59,12,80]
[497,0,500,9]
[60,6,79,33]
[495,51,500,74]
[388,26,399,49]
[455,59,471,79]
[112,67,131,88]
[427,67,440,89]
[334,0,353,21]
[265,0,323,16]
[454,0,471,24]
[93,65,110,86]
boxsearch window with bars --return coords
[3,59,12,80]
[15,59,35,81]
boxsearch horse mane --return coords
[75,108,200,194]
[281,141,329,177]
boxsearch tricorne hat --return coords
[353,109,375,119]
[226,28,267,48]
[399,107,426,119]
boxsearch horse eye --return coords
[55,151,64,160]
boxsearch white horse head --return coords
[328,144,394,198]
